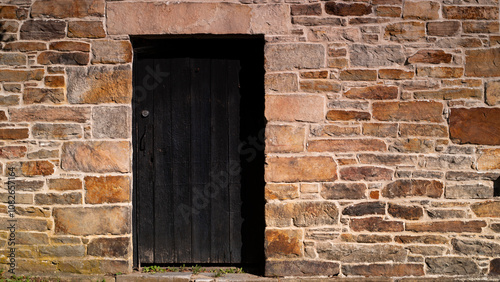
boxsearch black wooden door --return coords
[133,38,264,265]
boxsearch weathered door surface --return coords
[133,38,264,265]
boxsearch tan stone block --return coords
[6,160,54,177]
[390,138,434,153]
[0,69,44,82]
[326,110,370,121]
[340,166,393,181]
[0,94,20,106]
[358,154,417,166]
[300,71,328,79]
[300,80,341,93]
[308,139,387,153]
[0,128,29,140]
[327,58,348,68]
[443,6,499,20]
[375,6,401,17]
[463,21,499,34]
[385,21,426,42]
[20,20,66,40]
[38,51,89,65]
[31,0,105,18]
[265,183,299,200]
[466,48,500,77]
[317,242,406,262]
[265,156,337,182]
[395,235,449,244]
[0,146,27,159]
[399,123,448,137]
[265,228,303,258]
[88,237,130,258]
[415,88,481,100]
[68,21,106,38]
[471,201,500,217]
[47,178,82,191]
[85,175,130,204]
[108,2,251,35]
[50,41,90,52]
[382,179,443,198]
[32,124,83,140]
[362,123,398,138]
[388,203,423,220]
[23,88,65,104]
[92,106,131,139]
[67,65,132,104]
[343,264,424,277]
[3,41,47,52]
[265,94,324,122]
[350,217,404,232]
[27,149,59,159]
[35,193,82,205]
[310,124,361,137]
[44,75,65,88]
[486,80,500,105]
[265,124,305,153]
[379,69,414,80]
[265,73,298,93]
[427,21,460,37]
[250,4,290,35]
[339,69,377,81]
[406,221,486,233]
[344,85,398,100]
[408,50,452,64]
[325,2,372,16]
[403,1,440,20]
[477,148,500,170]
[61,141,130,173]
[54,206,131,235]
[91,40,132,64]
[265,43,325,71]
[373,101,444,122]
[0,217,49,231]
[449,108,500,145]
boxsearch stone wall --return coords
[0,0,498,279]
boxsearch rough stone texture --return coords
[491,259,500,276]
[265,156,337,182]
[0,69,44,82]
[373,101,444,122]
[0,146,27,159]
[24,88,65,104]
[38,51,89,65]
[350,217,404,232]
[342,202,385,216]
[344,85,398,100]
[265,124,305,153]
[68,21,106,38]
[265,184,299,200]
[388,203,423,220]
[31,0,105,18]
[340,166,394,181]
[343,264,424,277]
[35,192,82,205]
[265,94,324,122]
[61,141,130,173]
[10,106,90,123]
[403,1,439,20]
[265,44,325,71]
[20,20,66,40]
[265,73,298,93]
[471,201,500,217]
[0,128,29,140]
[446,184,494,199]
[486,80,500,106]
[321,183,367,200]
[308,139,387,152]
[6,160,54,177]
[477,148,500,170]
[47,178,82,191]
[349,44,404,67]
[385,21,426,42]
[91,40,132,64]
[426,257,479,276]
[466,48,500,77]
[87,237,130,258]
[92,106,131,139]
[326,110,371,121]
[408,50,452,64]
[452,238,500,257]
[85,175,131,204]
[317,243,406,262]
[449,108,500,145]
[382,180,444,198]
[443,6,499,20]
[54,206,131,236]
[67,65,132,104]
[266,260,339,277]
[406,221,486,233]
[265,229,303,258]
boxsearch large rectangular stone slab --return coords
[265,43,325,71]
[61,141,131,173]
[54,206,130,235]
[265,156,337,182]
[449,108,500,145]
[465,48,500,77]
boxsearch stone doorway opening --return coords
[131,36,266,272]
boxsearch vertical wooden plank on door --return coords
[190,58,212,263]
[210,58,231,262]
[135,57,156,263]
[227,59,243,263]
[171,57,192,262]
[153,58,175,262]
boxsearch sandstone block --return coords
[265,124,305,153]
[4,41,47,52]
[325,2,372,16]
[92,106,131,139]
[399,124,448,138]
[449,108,500,145]
[416,67,464,79]
[421,155,473,170]
[0,20,19,33]
[395,235,449,244]
[343,264,424,277]
[292,201,338,227]
[443,6,498,20]
[350,217,404,232]
[265,229,303,258]
[0,146,26,159]
[38,51,89,65]
[50,41,90,52]
[265,73,298,93]
[491,259,500,275]
[0,217,49,231]
[88,237,130,258]
[427,21,461,36]
[372,101,444,122]
[385,21,425,42]
[10,106,90,123]
[339,69,377,81]
[300,71,328,79]
[471,201,500,217]
[362,123,398,138]
[85,175,130,204]
[0,53,25,66]
[310,124,361,137]
[486,80,500,106]
[427,209,467,219]
[341,234,391,243]
[23,88,65,104]
[265,94,323,122]
[340,166,393,181]
[9,180,44,191]
[317,242,406,262]
[265,156,337,182]
[349,44,404,67]
[376,6,402,17]
[426,257,479,276]
[17,232,49,245]
[342,202,385,216]
[44,76,65,88]
[358,154,416,166]
[408,50,452,64]
[291,3,321,16]
[47,178,82,191]
[91,40,132,64]
[390,138,434,153]
[293,17,344,26]
[388,203,423,220]
[403,1,439,20]
[0,94,19,106]
[38,245,85,258]
[265,43,325,71]
[61,141,131,173]
[327,58,348,68]
[452,238,500,257]
[6,160,54,177]
[35,193,82,205]
[308,139,387,152]
[27,149,59,159]
[406,221,486,233]
[266,260,339,277]
[68,21,106,38]
[265,184,299,200]
[67,65,132,104]
[0,128,29,140]
[108,2,252,35]
[54,206,131,235]
[326,110,371,121]
[20,20,66,40]
[382,179,443,198]
[344,85,398,100]
[0,69,44,82]
[300,80,341,93]
[465,48,500,77]
[463,21,499,34]
[477,148,500,170]
[321,183,367,200]
[31,0,105,18]
[446,184,493,199]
